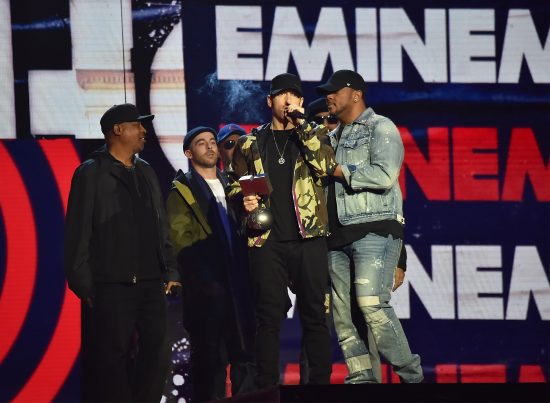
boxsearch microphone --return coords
[287,110,306,120]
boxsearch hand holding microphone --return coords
[287,110,306,119]
[285,105,306,124]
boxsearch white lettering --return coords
[506,246,550,320]
[450,9,496,83]
[393,245,455,319]
[380,8,447,83]
[456,245,503,319]
[498,9,550,83]
[0,0,16,138]
[355,8,378,82]
[216,6,546,84]
[216,6,263,81]
[326,244,548,321]
[265,7,354,81]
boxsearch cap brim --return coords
[218,130,245,143]
[137,114,155,122]
[316,83,340,95]
[270,87,303,97]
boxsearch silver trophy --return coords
[239,174,273,231]
[247,207,274,231]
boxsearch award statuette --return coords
[239,174,273,231]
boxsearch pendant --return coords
[278,157,285,164]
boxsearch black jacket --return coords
[64,145,179,299]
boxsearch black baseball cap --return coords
[100,103,154,134]
[306,97,329,121]
[316,70,366,94]
[269,73,303,97]
[183,126,217,151]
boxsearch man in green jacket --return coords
[166,127,256,401]
[229,73,337,387]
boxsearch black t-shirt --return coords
[326,181,403,248]
[122,166,161,280]
[264,128,301,241]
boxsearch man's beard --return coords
[193,153,217,169]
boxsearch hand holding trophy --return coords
[239,174,273,231]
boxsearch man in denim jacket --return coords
[318,70,423,383]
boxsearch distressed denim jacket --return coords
[328,107,405,225]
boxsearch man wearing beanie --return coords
[166,127,256,401]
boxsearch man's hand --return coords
[285,104,305,126]
[243,194,261,213]
[165,281,182,296]
[333,164,345,180]
[392,267,405,292]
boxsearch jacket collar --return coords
[352,107,374,125]
[172,169,216,235]
[91,144,149,193]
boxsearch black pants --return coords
[248,237,332,387]
[299,281,333,384]
[187,292,256,402]
[81,280,169,402]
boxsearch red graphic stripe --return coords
[0,142,38,363]
[14,139,81,402]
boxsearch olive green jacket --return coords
[166,170,214,282]
[228,121,337,247]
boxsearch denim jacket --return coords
[329,107,404,225]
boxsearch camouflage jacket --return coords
[228,121,337,247]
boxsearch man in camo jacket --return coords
[228,73,337,388]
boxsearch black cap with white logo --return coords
[316,70,366,94]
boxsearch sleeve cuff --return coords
[340,164,355,186]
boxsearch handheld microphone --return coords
[287,110,306,120]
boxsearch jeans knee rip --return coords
[340,335,357,346]
[363,306,390,327]
[357,295,380,307]
[355,277,370,285]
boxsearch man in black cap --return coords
[228,73,337,387]
[166,127,256,401]
[305,96,395,383]
[64,103,181,401]
[317,70,423,383]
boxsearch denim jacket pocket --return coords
[341,136,368,149]
[341,136,369,164]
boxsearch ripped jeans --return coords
[328,233,423,383]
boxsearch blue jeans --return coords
[329,233,423,383]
